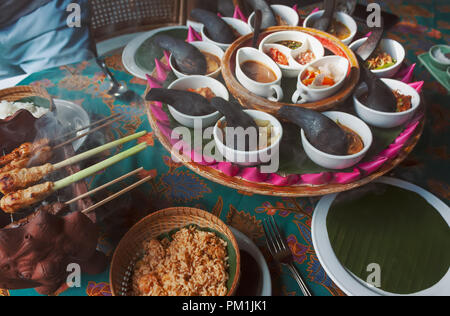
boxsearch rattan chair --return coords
[89,0,187,43]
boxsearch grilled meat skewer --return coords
[0,132,146,195]
[0,143,147,214]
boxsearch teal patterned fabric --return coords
[3,1,449,297]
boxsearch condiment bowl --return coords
[349,38,405,78]
[170,41,224,79]
[429,45,450,71]
[353,79,420,129]
[201,17,252,51]
[248,5,299,31]
[168,76,229,128]
[259,30,325,78]
[214,110,283,167]
[292,56,349,104]
[236,47,284,102]
[303,10,357,45]
[302,111,373,170]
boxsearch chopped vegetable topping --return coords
[268,48,289,66]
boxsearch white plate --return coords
[230,227,272,296]
[54,99,90,151]
[122,26,188,80]
[312,177,450,296]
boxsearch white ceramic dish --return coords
[236,47,284,102]
[301,111,373,170]
[349,38,405,78]
[248,4,299,31]
[303,10,357,45]
[312,177,450,296]
[122,26,188,80]
[229,227,272,296]
[353,79,420,129]
[167,76,228,128]
[201,17,252,51]
[292,56,349,104]
[170,41,224,79]
[214,110,283,167]
[259,31,325,78]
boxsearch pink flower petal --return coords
[401,63,416,83]
[378,143,404,160]
[233,6,248,22]
[146,74,163,89]
[300,172,332,185]
[395,121,419,145]
[409,81,424,93]
[151,105,169,122]
[163,51,171,66]
[154,59,168,82]
[187,26,202,42]
[333,169,361,184]
[365,31,373,38]
[240,167,269,183]
[292,4,298,11]
[268,174,300,186]
[311,7,320,14]
[357,157,388,175]
[216,162,240,177]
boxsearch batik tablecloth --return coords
[3,0,449,296]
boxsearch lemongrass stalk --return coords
[53,131,147,170]
[53,143,147,191]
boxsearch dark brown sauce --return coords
[338,123,364,155]
[235,250,262,296]
[241,61,277,83]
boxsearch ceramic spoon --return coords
[313,0,336,32]
[356,24,385,61]
[252,10,263,49]
[356,54,397,113]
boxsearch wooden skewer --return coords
[82,175,153,214]
[65,167,144,205]
[56,113,122,141]
[54,115,124,150]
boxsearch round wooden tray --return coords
[146,87,426,197]
[222,26,361,116]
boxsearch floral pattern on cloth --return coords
[5,0,449,296]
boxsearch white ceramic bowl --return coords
[292,56,349,104]
[353,79,420,129]
[201,17,252,51]
[167,76,229,128]
[303,10,357,45]
[214,110,283,167]
[248,5,300,31]
[170,41,224,79]
[259,30,325,78]
[349,38,405,78]
[236,47,284,102]
[301,111,373,170]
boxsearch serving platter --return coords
[143,27,426,197]
[222,26,360,115]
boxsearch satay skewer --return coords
[56,113,122,141]
[0,131,147,194]
[82,175,153,214]
[0,114,124,168]
[65,167,144,205]
[0,143,148,214]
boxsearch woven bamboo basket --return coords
[110,207,241,296]
[0,85,53,107]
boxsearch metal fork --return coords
[263,217,312,296]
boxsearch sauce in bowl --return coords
[241,61,278,83]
